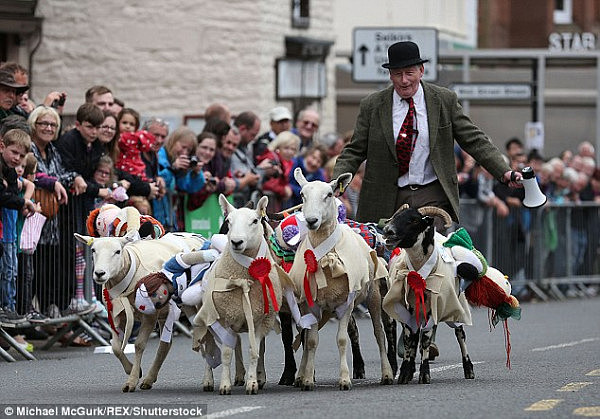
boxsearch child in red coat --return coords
[256,131,300,212]
[116,108,155,181]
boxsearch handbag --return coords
[19,212,47,254]
[34,187,59,218]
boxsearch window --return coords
[292,0,309,29]
[554,0,572,24]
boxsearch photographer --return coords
[230,111,278,207]
[156,127,206,230]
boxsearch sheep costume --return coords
[382,232,473,333]
[192,234,294,358]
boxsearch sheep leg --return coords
[219,344,234,395]
[295,329,308,387]
[278,312,297,385]
[337,308,352,390]
[300,324,318,391]
[201,332,217,392]
[233,338,246,386]
[246,327,264,395]
[379,278,398,375]
[367,283,394,385]
[348,314,365,379]
[111,332,133,376]
[453,325,474,379]
[257,337,266,389]
[418,328,433,384]
[123,314,155,392]
[140,317,173,390]
[397,324,418,384]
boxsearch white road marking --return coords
[586,369,600,376]
[201,406,264,419]
[525,399,563,411]
[390,361,485,381]
[531,338,600,352]
[558,382,594,392]
[573,406,600,416]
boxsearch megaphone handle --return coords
[510,171,518,182]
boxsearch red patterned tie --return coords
[396,97,416,176]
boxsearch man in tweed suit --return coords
[333,41,523,226]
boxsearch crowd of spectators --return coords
[0,61,598,352]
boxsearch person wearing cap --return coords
[0,70,29,121]
[253,106,293,163]
[333,41,523,229]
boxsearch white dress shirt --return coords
[393,84,438,187]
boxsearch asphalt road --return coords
[0,297,599,419]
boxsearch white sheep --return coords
[287,168,394,390]
[74,232,211,392]
[192,194,294,395]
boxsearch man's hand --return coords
[223,177,236,194]
[21,200,37,217]
[502,170,523,188]
[147,182,160,200]
[72,176,87,195]
[54,182,68,204]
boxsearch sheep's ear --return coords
[219,194,235,217]
[74,233,93,246]
[330,172,352,194]
[294,167,308,187]
[256,195,269,217]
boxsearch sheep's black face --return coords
[382,208,434,250]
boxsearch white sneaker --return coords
[91,298,108,318]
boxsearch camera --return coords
[189,155,199,167]
[51,93,66,109]
[207,178,217,186]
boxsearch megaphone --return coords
[521,166,547,208]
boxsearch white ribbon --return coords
[160,299,181,343]
[209,321,238,348]
[230,238,268,269]
[284,288,317,329]
[108,248,136,299]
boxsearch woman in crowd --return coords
[27,106,76,318]
[155,126,206,231]
[288,144,328,207]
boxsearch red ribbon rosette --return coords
[304,250,318,307]
[407,271,427,327]
[103,288,117,334]
[249,257,279,314]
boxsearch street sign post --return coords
[352,27,438,83]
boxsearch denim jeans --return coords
[0,241,18,310]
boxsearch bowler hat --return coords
[382,41,429,70]
[0,70,29,95]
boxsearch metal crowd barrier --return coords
[459,199,600,301]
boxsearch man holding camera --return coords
[230,111,281,207]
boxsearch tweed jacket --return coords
[333,82,510,223]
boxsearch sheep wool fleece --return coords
[194,249,292,346]
[382,248,472,327]
[289,224,387,303]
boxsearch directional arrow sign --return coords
[352,27,438,83]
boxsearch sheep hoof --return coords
[203,384,214,392]
[234,377,245,386]
[428,343,439,361]
[339,380,352,391]
[300,381,314,391]
[419,360,431,384]
[293,376,303,387]
[258,380,266,389]
[278,369,296,385]
[122,382,136,392]
[219,386,231,395]
[353,367,365,379]
[463,357,475,379]
[245,381,259,395]
[397,360,415,384]
[381,376,394,385]
[139,382,153,390]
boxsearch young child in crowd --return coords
[256,131,299,211]
[92,155,129,208]
[116,108,156,182]
[0,129,39,350]
[288,144,328,206]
